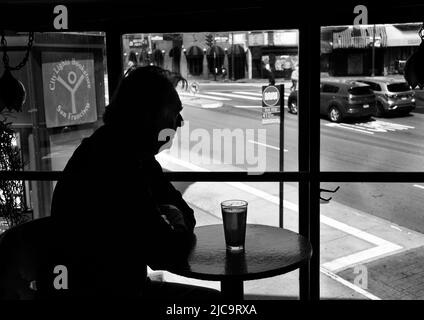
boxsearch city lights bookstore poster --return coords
[42,52,98,128]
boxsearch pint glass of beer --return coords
[220,200,248,252]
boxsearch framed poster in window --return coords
[42,52,98,128]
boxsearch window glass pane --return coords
[320,23,423,172]
[122,31,299,172]
[0,179,300,299]
[0,180,54,227]
[149,181,299,299]
[1,32,108,169]
[0,32,107,219]
[320,183,424,299]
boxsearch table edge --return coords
[168,224,313,282]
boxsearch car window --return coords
[357,81,381,91]
[387,82,411,92]
[348,86,373,95]
[373,83,382,91]
[322,84,339,93]
[368,83,381,91]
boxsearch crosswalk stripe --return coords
[204,91,262,101]
[233,105,288,109]
[232,105,262,108]
[233,91,290,97]
[325,123,375,135]
[233,91,263,97]
[247,140,288,152]
[180,91,289,102]
[178,92,231,101]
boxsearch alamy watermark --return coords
[158,120,268,174]
[353,264,368,290]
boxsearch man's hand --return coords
[159,204,189,232]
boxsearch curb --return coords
[181,98,224,109]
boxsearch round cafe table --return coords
[169,224,312,300]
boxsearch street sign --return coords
[262,84,282,124]
[189,81,200,94]
[129,39,145,48]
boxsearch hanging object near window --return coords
[404,25,424,89]
[0,69,27,112]
[0,31,34,112]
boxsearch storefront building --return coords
[122,30,299,80]
[323,23,421,76]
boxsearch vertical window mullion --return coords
[309,24,321,301]
[298,24,321,301]
[298,24,311,301]
[106,32,124,98]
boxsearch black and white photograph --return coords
[0,0,424,316]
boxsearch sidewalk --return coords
[339,247,424,300]
[154,151,424,300]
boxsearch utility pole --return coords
[246,31,252,79]
[231,32,235,81]
[371,24,375,77]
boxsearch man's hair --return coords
[103,66,187,127]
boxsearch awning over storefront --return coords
[227,44,245,56]
[187,45,204,56]
[206,45,225,57]
[333,25,387,49]
[385,25,421,47]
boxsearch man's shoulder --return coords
[138,154,163,173]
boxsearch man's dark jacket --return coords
[49,125,196,298]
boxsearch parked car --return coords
[355,79,415,116]
[320,80,376,122]
[286,80,377,122]
[287,90,298,114]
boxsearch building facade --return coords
[321,23,421,77]
[122,30,299,80]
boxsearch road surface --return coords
[177,82,424,234]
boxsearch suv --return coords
[356,79,415,116]
[320,80,376,122]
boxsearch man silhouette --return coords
[49,66,221,300]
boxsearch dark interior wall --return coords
[1,1,424,32]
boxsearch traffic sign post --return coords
[189,81,200,95]
[262,84,282,124]
[261,84,284,228]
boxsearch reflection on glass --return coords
[0,32,107,219]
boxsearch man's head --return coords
[103,66,186,154]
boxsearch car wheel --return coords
[375,102,385,117]
[288,99,298,114]
[328,106,342,122]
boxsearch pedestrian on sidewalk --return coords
[221,66,227,80]
[125,50,138,76]
[291,65,298,91]
[49,66,222,301]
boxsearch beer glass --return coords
[220,200,248,252]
